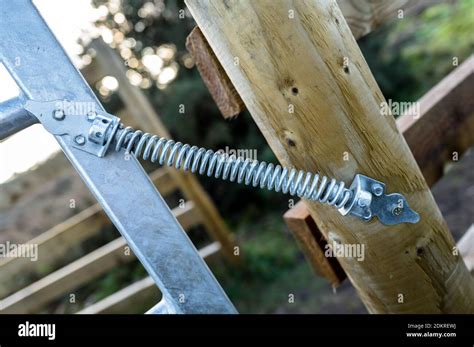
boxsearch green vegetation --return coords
[360,0,473,102]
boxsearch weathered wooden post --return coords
[186,0,474,313]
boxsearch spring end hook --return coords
[339,174,420,226]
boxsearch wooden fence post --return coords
[283,55,474,287]
[186,0,474,313]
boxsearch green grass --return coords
[211,213,337,313]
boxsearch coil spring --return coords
[114,126,353,208]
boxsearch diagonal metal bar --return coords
[0,0,236,314]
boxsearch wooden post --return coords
[284,55,474,286]
[184,1,438,120]
[186,0,474,313]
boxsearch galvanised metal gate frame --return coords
[0,0,236,314]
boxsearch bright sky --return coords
[0,0,98,183]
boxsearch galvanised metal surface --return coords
[0,0,236,314]
[0,96,37,141]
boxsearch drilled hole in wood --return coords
[416,247,424,256]
[343,65,350,74]
[286,138,296,147]
[291,87,299,95]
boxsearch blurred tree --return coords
[359,0,473,103]
[85,0,282,221]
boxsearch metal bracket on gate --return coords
[25,100,120,158]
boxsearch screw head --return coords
[358,199,367,208]
[364,210,372,220]
[87,111,97,121]
[74,135,86,146]
[53,109,65,120]
[372,184,383,197]
[392,206,403,216]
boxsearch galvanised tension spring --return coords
[25,101,420,226]
[115,126,353,209]
[112,125,420,226]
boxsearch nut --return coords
[53,109,65,120]
[74,135,86,145]
[372,184,383,197]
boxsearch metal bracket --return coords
[339,174,420,225]
[24,100,120,158]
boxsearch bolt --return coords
[364,210,372,220]
[392,206,403,216]
[53,109,65,121]
[87,111,97,121]
[74,135,86,146]
[358,199,367,208]
[372,184,383,197]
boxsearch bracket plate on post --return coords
[339,174,420,225]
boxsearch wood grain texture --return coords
[186,0,436,120]
[285,55,474,286]
[338,0,437,40]
[186,0,474,313]
[186,26,245,119]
